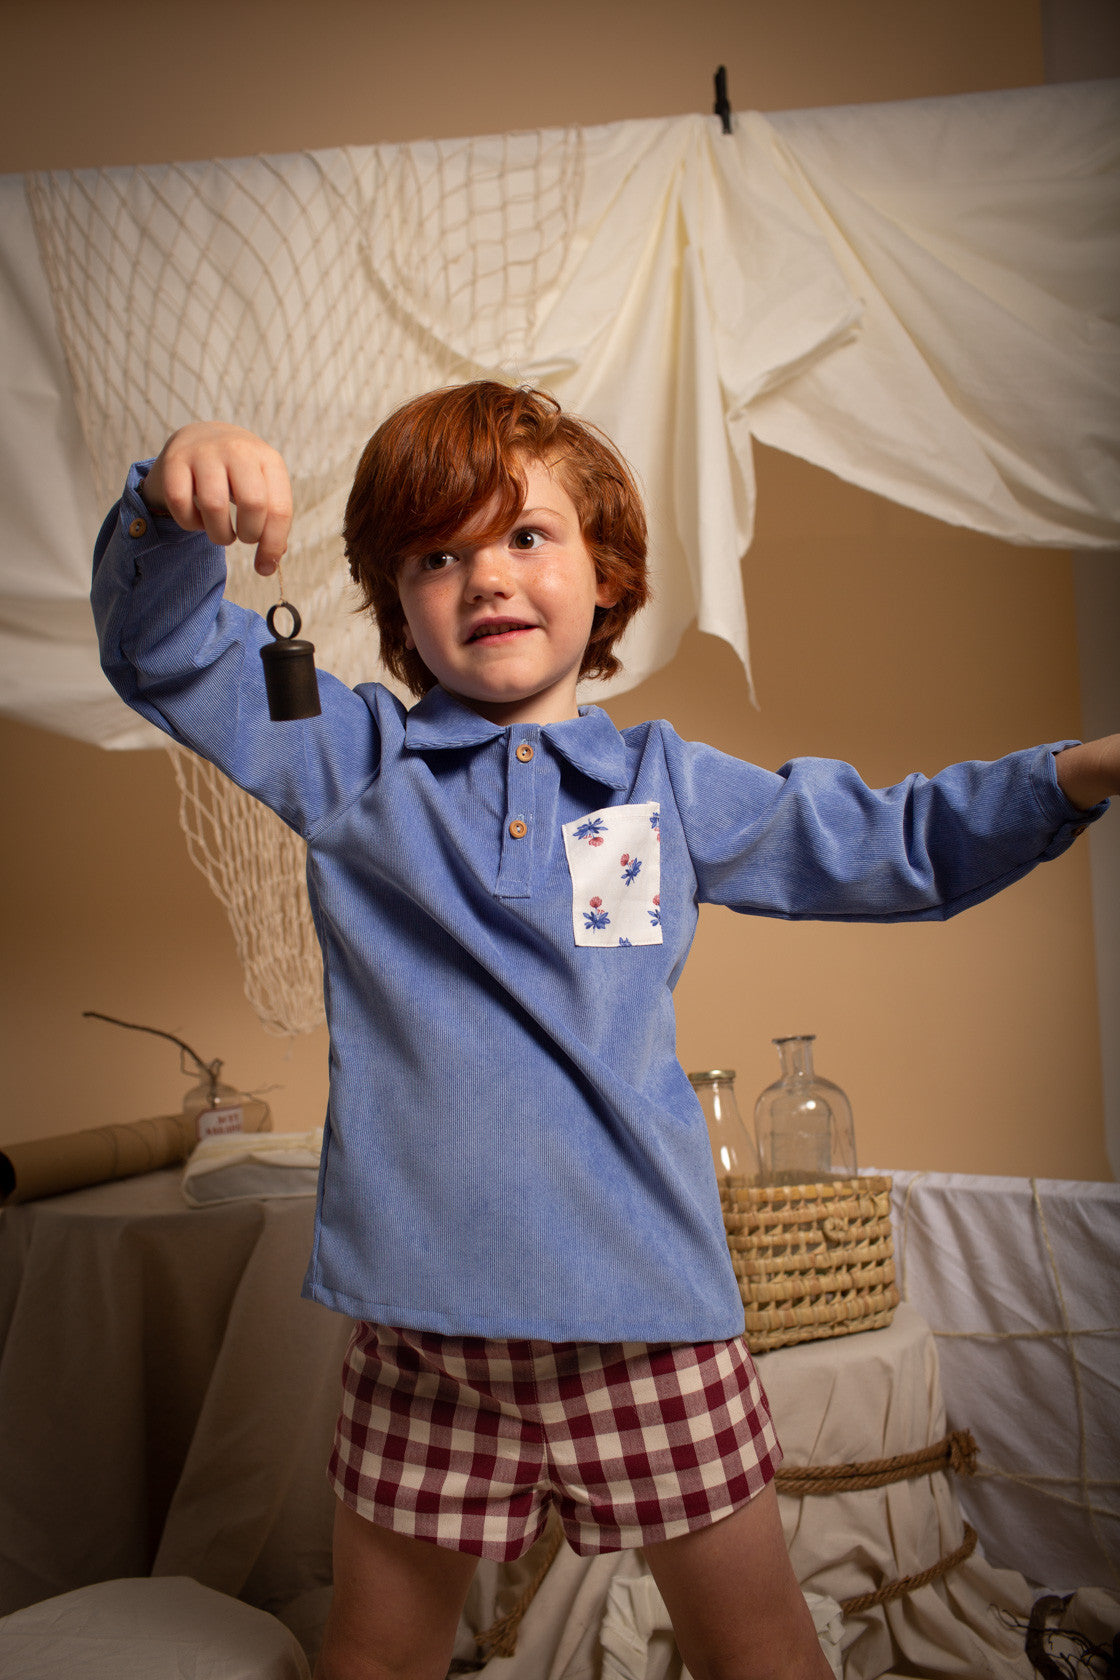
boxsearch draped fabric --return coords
[1,81,1117,751]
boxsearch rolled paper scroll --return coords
[0,1102,271,1205]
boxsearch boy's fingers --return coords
[252,454,294,575]
[152,456,204,529]
[226,457,271,552]
[190,457,240,548]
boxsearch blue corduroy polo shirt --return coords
[92,464,1106,1341]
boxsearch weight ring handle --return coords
[266,601,303,641]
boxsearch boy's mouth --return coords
[466,618,536,643]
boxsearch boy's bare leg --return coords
[643,1484,834,1680]
[314,1498,478,1680]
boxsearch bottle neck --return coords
[776,1036,815,1080]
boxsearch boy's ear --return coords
[594,576,619,611]
[402,622,415,651]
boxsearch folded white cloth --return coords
[181,1130,323,1207]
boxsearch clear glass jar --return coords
[753,1035,857,1184]
[688,1069,760,1183]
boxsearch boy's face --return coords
[397,457,616,727]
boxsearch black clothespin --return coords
[713,66,733,134]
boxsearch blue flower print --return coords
[583,908,611,931]
[575,817,607,841]
[648,907,661,927]
[649,811,660,831]
[620,855,642,886]
[618,937,632,946]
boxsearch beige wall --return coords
[0,0,1111,1178]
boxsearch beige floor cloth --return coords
[0,1167,1109,1675]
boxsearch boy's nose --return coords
[464,546,513,597]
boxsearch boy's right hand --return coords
[139,422,292,576]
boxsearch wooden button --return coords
[516,743,534,763]
[128,516,148,539]
[508,818,527,839]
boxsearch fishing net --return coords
[27,130,584,1031]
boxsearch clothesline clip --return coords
[713,66,733,134]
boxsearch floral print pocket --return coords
[562,802,662,947]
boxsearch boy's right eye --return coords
[417,550,456,572]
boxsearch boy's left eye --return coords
[511,528,544,551]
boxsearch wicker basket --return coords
[721,1175,899,1353]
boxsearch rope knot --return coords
[949,1429,978,1477]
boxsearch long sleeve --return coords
[657,726,1105,924]
[92,462,388,837]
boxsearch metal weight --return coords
[260,602,322,721]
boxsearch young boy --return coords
[92,382,1116,1680]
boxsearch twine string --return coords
[83,1011,221,1089]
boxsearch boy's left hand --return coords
[1054,734,1120,809]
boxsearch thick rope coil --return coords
[839,1524,978,1616]
[774,1428,978,1497]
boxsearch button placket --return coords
[495,729,540,898]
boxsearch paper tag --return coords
[197,1105,245,1139]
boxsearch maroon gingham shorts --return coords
[327,1323,782,1560]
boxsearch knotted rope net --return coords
[27,131,584,1030]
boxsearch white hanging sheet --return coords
[1,81,1117,750]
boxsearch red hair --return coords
[344,382,649,697]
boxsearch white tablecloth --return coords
[887,1171,1120,1593]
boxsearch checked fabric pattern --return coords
[329,1324,782,1559]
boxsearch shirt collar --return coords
[404,687,630,791]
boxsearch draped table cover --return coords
[888,1170,1120,1594]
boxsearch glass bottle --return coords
[181,1056,271,1140]
[753,1035,857,1184]
[688,1069,760,1183]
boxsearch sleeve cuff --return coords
[1035,743,1109,860]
